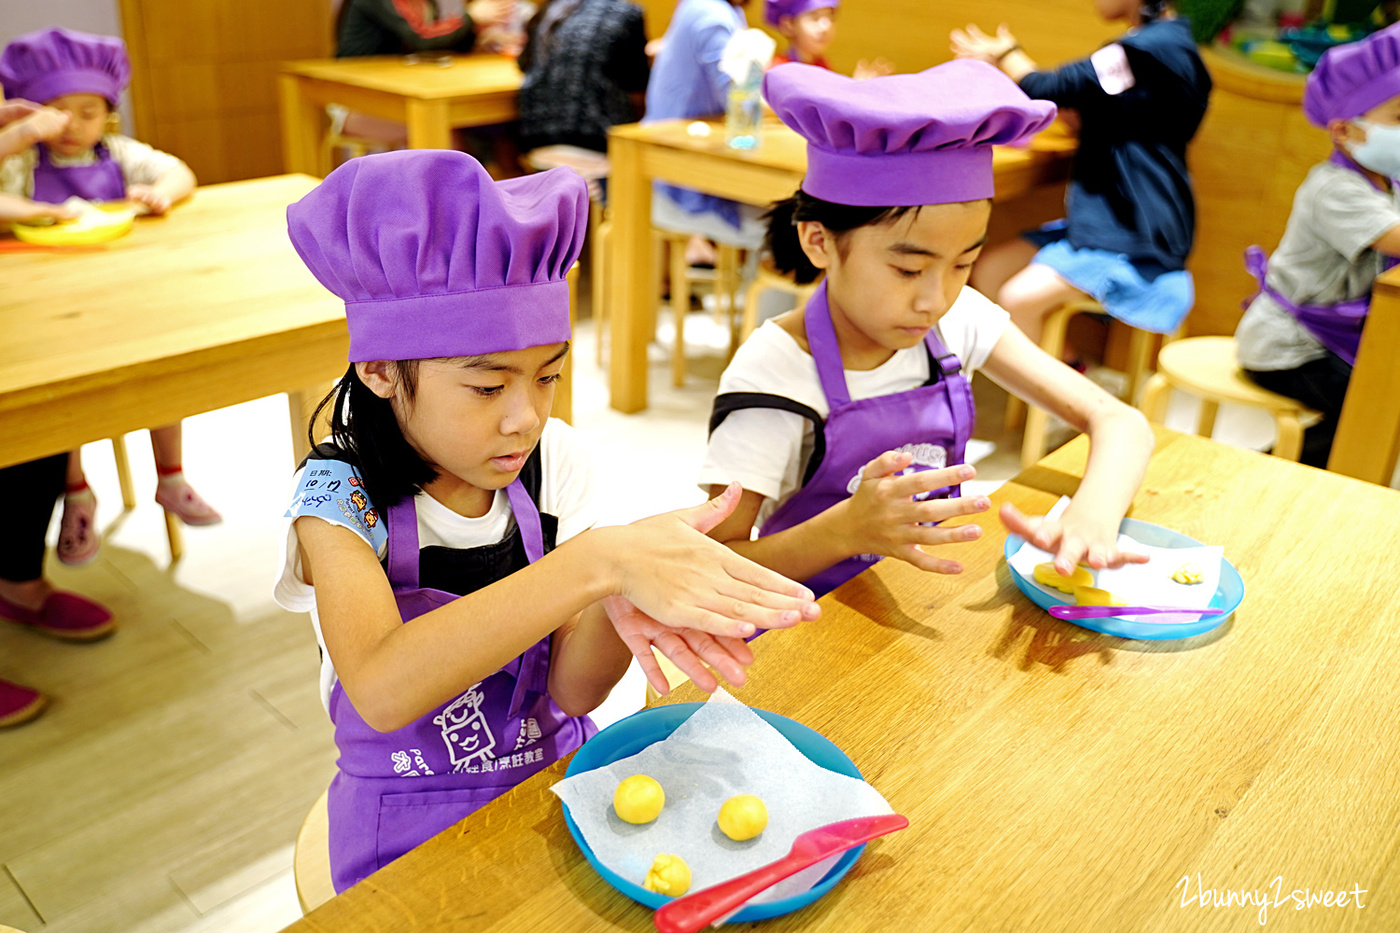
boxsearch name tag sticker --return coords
[1091,44,1136,96]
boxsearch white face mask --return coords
[1348,118,1400,178]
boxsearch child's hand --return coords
[0,99,40,127]
[126,184,171,215]
[467,0,513,30]
[999,502,1148,575]
[950,23,1017,64]
[602,595,754,696]
[12,199,80,224]
[853,57,894,80]
[839,450,991,574]
[605,483,821,640]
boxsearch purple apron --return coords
[31,141,126,203]
[326,477,595,893]
[710,282,975,596]
[1243,152,1400,366]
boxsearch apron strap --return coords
[803,281,853,408]
[505,479,545,565]
[385,496,421,589]
[504,480,548,719]
[709,392,828,486]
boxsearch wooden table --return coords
[0,174,348,471]
[286,428,1400,931]
[278,54,523,175]
[1329,263,1400,486]
[604,119,1076,413]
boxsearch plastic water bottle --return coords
[725,61,764,151]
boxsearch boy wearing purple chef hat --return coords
[0,27,217,565]
[764,0,889,78]
[1234,22,1400,468]
[698,62,1153,597]
[278,149,819,892]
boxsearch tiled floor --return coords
[2,304,1376,933]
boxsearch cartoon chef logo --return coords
[844,442,949,496]
[433,684,497,770]
[349,490,367,511]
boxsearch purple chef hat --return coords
[764,0,838,28]
[763,60,1057,207]
[0,28,130,107]
[1304,22,1400,127]
[287,150,588,362]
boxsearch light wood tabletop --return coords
[1329,263,1400,486]
[0,174,348,471]
[283,428,1400,931]
[604,119,1076,413]
[278,54,524,174]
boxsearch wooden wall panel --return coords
[117,0,332,185]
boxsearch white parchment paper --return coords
[1008,497,1224,622]
[552,689,892,905]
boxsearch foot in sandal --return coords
[154,472,223,526]
[57,482,101,566]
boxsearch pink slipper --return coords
[154,479,223,526]
[0,591,114,641]
[57,489,101,566]
[0,679,47,728]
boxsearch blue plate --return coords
[1003,517,1245,640]
[562,703,866,921]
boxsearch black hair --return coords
[1141,0,1170,24]
[308,362,439,510]
[763,189,920,285]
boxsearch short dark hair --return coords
[308,362,438,510]
[763,190,920,284]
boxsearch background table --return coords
[0,174,348,471]
[1329,263,1400,486]
[278,54,524,174]
[605,119,1076,413]
[285,429,1400,931]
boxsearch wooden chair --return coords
[1138,336,1320,462]
[110,436,183,561]
[321,105,400,175]
[294,787,335,914]
[656,231,744,386]
[739,265,819,343]
[1013,299,1159,468]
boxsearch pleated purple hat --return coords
[0,27,130,107]
[763,60,1057,206]
[764,0,837,28]
[1304,22,1400,127]
[287,150,588,362]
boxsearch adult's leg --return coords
[0,454,66,601]
[1245,353,1352,469]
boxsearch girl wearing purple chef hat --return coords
[698,62,1154,597]
[0,27,218,566]
[1234,22,1400,468]
[951,1,1210,352]
[764,0,889,78]
[280,149,820,893]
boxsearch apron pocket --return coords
[375,784,511,871]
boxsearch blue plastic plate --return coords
[1003,517,1244,640]
[562,703,866,921]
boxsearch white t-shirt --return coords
[1,133,186,199]
[697,286,1010,525]
[273,418,598,709]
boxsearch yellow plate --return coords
[13,204,136,246]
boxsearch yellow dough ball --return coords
[613,774,665,824]
[1033,562,1093,594]
[717,794,768,841]
[1074,586,1124,607]
[644,853,691,896]
[1171,562,1204,585]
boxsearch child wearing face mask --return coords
[1234,22,1400,468]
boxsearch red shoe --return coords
[0,591,114,641]
[0,679,47,727]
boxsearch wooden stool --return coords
[654,231,743,386]
[110,435,183,562]
[740,265,819,343]
[1138,336,1319,461]
[294,787,335,914]
[1015,300,1159,468]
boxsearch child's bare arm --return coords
[982,324,1153,572]
[0,105,68,159]
[0,191,77,224]
[128,159,196,215]
[1370,223,1400,258]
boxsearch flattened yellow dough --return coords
[1033,562,1093,593]
[644,853,691,896]
[717,794,768,841]
[613,774,665,824]
[1075,586,1124,607]
[1171,562,1204,585]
